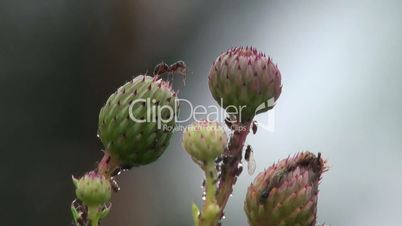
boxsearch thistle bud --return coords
[182,120,228,165]
[73,171,112,207]
[98,75,178,168]
[208,47,282,121]
[244,152,326,226]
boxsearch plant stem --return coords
[204,162,218,204]
[97,151,119,177]
[216,121,252,216]
[87,205,100,226]
[199,161,220,226]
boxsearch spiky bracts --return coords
[182,120,228,166]
[72,171,112,226]
[73,171,112,207]
[244,152,327,226]
[208,47,282,121]
[98,75,178,168]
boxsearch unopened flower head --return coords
[98,75,178,168]
[209,47,282,121]
[73,171,112,207]
[182,120,228,165]
[244,151,327,226]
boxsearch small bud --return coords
[73,171,112,207]
[182,120,228,165]
[203,203,221,222]
[244,151,327,226]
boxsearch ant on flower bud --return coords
[153,61,187,85]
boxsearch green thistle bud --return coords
[73,171,112,207]
[244,152,327,226]
[208,47,282,121]
[98,75,178,168]
[182,120,228,165]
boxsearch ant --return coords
[153,61,187,85]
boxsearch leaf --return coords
[71,204,81,223]
[98,203,112,219]
[191,202,200,226]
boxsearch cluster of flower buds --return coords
[71,64,183,225]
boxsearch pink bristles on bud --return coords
[208,46,282,121]
[244,151,327,226]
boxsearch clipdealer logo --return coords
[128,97,275,132]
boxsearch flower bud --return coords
[244,152,326,226]
[98,75,178,168]
[182,120,228,165]
[73,171,112,207]
[208,47,282,121]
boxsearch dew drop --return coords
[202,191,206,201]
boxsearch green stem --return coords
[87,205,100,226]
[199,161,220,226]
[204,162,217,203]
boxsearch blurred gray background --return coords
[1,0,402,225]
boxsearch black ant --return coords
[153,61,187,85]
